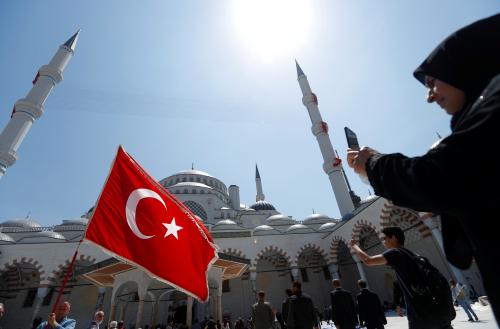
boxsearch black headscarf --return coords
[413,13,500,127]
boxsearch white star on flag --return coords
[163,218,183,239]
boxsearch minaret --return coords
[255,164,265,202]
[0,30,80,179]
[295,61,355,216]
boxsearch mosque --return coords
[0,32,486,329]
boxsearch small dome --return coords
[266,214,295,226]
[215,219,237,226]
[303,213,330,223]
[253,225,279,236]
[318,222,337,231]
[0,232,16,244]
[286,224,314,233]
[250,200,276,211]
[0,218,42,229]
[17,231,66,243]
[212,220,240,231]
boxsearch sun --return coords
[231,0,313,61]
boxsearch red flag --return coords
[85,146,218,301]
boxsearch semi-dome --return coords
[0,218,42,229]
[17,231,66,243]
[286,224,314,233]
[318,222,337,232]
[0,232,16,244]
[253,225,279,236]
[303,213,330,224]
[249,200,276,211]
[266,214,295,226]
[212,219,241,231]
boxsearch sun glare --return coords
[231,0,313,61]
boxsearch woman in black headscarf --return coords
[347,13,500,325]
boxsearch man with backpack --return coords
[350,226,455,329]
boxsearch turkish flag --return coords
[85,146,218,301]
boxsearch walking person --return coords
[330,279,357,329]
[450,280,478,322]
[252,291,274,329]
[351,227,454,329]
[286,282,318,329]
[356,280,386,329]
[346,13,500,325]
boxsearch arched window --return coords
[192,189,197,194]
[183,201,208,221]
[182,177,186,182]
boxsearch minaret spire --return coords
[0,31,80,179]
[295,61,355,216]
[255,164,265,202]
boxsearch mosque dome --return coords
[318,222,337,232]
[286,224,314,233]
[212,220,241,231]
[161,169,228,197]
[16,231,66,243]
[249,200,276,211]
[265,214,295,226]
[253,225,279,236]
[0,218,42,229]
[303,213,331,224]
[0,232,16,244]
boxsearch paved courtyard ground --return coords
[321,303,497,329]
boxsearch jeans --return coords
[457,299,478,320]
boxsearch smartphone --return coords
[344,127,360,150]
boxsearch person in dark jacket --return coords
[281,288,293,329]
[346,13,500,325]
[252,291,274,329]
[286,282,318,329]
[330,279,357,329]
[356,280,386,329]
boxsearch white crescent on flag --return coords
[125,188,166,239]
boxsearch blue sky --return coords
[0,1,498,226]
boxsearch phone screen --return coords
[344,127,360,150]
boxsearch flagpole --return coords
[51,240,83,312]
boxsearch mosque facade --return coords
[0,167,486,329]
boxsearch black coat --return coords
[286,292,317,329]
[330,288,357,329]
[356,289,386,328]
[366,13,500,323]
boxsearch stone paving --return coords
[321,303,497,329]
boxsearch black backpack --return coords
[396,248,456,321]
